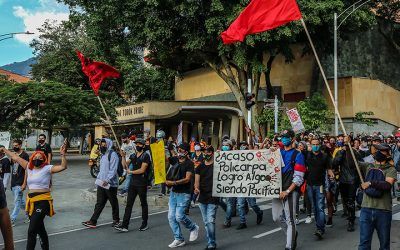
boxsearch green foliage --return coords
[0,79,115,131]
[297,93,333,132]
[355,111,375,126]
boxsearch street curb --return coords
[80,188,170,207]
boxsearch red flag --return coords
[76,50,120,95]
[221,0,302,44]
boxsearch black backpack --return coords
[108,150,124,177]
[364,165,386,198]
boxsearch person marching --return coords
[165,142,199,248]
[272,129,306,250]
[115,138,150,232]
[0,142,68,250]
[82,138,120,229]
[194,146,218,250]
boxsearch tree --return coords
[0,80,115,137]
[296,93,333,132]
[372,0,400,55]
[59,0,374,132]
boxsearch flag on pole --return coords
[221,0,302,44]
[76,50,120,95]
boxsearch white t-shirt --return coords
[121,141,136,160]
[27,165,53,190]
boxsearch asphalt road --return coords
[3,156,400,249]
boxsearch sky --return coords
[0,0,69,66]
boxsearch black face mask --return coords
[33,159,44,167]
[100,146,107,154]
[374,151,387,163]
[13,147,20,152]
[136,146,143,152]
[38,140,45,144]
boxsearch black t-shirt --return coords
[0,181,6,209]
[0,157,11,177]
[11,151,29,188]
[129,152,151,187]
[36,143,52,157]
[172,159,194,194]
[306,151,331,186]
[195,163,218,204]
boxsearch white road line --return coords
[3,210,169,246]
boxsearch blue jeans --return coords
[11,186,26,221]
[168,192,198,241]
[238,197,262,224]
[199,203,218,248]
[224,197,237,224]
[307,185,326,233]
[359,207,392,250]
[121,174,132,192]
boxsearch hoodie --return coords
[97,138,119,187]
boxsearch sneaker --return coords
[256,211,263,225]
[24,217,30,224]
[111,220,120,227]
[158,193,166,198]
[191,201,196,208]
[189,225,199,241]
[11,220,15,227]
[295,218,300,225]
[168,240,186,248]
[223,221,231,228]
[139,222,148,231]
[347,222,355,232]
[82,221,97,229]
[114,225,128,232]
[314,230,323,239]
[326,218,333,228]
[236,223,247,230]
[305,216,312,224]
[118,190,127,196]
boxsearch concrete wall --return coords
[324,77,400,128]
[175,45,314,101]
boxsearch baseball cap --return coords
[222,139,232,146]
[178,142,190,152]
[135,138,146,145]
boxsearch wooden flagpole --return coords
[300,18,364,183]
[96,95,121,150]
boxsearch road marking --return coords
[3,209,169,246]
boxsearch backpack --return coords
[364,165,386,198]
[108,150,124,177]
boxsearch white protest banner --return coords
[213,149,282,198]
[177,122,183,144]
[286,108,305,133]
[0,132,11,148]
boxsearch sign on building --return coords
[213,149,282,198]
[286,108,305,133]
[0,132,11,149]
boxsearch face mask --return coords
[374,151,387,162]
[337,141,344,147]
[100,146,107,154]
[33,159,44,167]
[240,146,248,150]
[281,137,292,146]
[13,147,20,152]
[221,145,230,151]
[178,152,187,159]
[204,154,213,161]
[38,140,45,144]
[136,146,143,152]
[311,145,321,152]
[361,142,368,148]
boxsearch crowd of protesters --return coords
[0,128,399,250]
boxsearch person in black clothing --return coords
[306,138,334,239]
[115,138,150,232]
[0,180,14,250]
[10,139,29,225]
[165,142,199,248]
[0,150,11,191]
[36,134,52,164]
[194,146,218,250]
[332,136,361,232]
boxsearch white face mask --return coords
[361,142,368,148]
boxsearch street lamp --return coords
[334,0,371,136]
[0,31,35,42]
